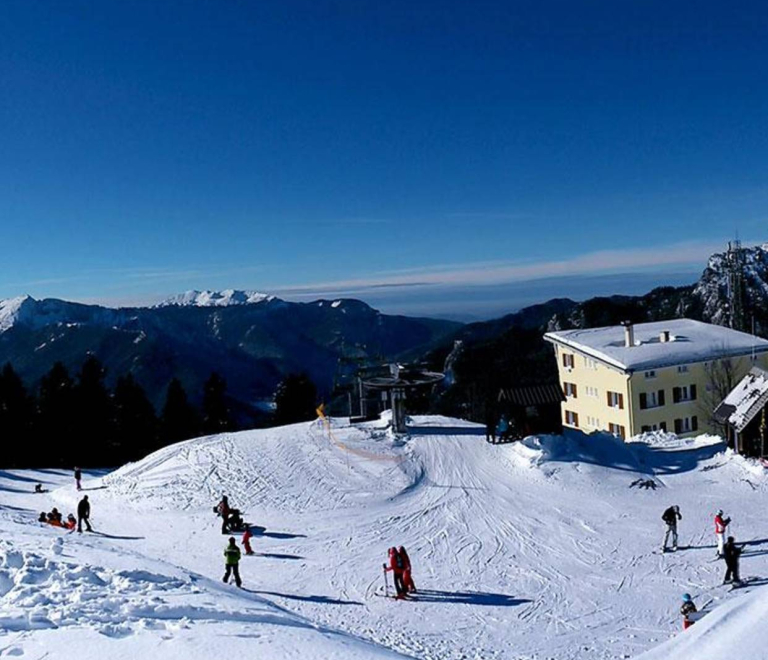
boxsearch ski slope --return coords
[2,416,768,659]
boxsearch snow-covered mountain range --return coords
[155,289,276,308]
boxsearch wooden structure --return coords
[489,383,565,444]
[714,367,768,457]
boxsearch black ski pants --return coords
[224,564,242,587]
[724,561,740,584]
[393,571,406,597]
[77,515,92,533]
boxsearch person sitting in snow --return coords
[715,510,731,558]
[385,547,406,599]
[34,483,44,493]
[47,508,63,525]
[65,514,76,530]
[399,546,416,594]
[38,512,47,523]
[216,495,231,534]
[223,537,243,587]
[723,536,742,585]
[661,505,682,552]
[680,593,697,630]
[242,528,254,555]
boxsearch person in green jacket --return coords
[223,536,242,587]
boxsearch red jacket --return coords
[386,549,405,574]
[715,514,728,534]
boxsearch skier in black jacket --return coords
[661,505,681,552]
[77,495,92,533]
[723,536,742,585]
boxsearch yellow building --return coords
[543,319,768,439]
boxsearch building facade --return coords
[544,319,768,439]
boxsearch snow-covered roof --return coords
[713,367,768,432]
[544,319,768,372]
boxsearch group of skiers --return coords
[215,494,254,587]
[35,469,93,533]
[662,505,746,630]
[384,546,416,599]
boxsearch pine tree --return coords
[74,355,115,465]
[113,373,158,460]
[273,373,318,425]
[202,372,233,434]
[38,361,76,465]
[161,378,200,444]
[0,363,35,467]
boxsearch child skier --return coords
[242,528,254,555]
[680,593,697,630]
[715,510,731,557]
[399,546,416,594]
[385,547,406,599]
[661,505,682,552]
[223,537,243,587]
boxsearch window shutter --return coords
[619,425,626,440]
[692,415,698,432]
[618,393,624,410]
[674,419,682,434]
[673,387,681,404]
[563,354,568,367]
[574,412,579,427]
[607,392,612,407]
[573,384,577,399]
[658,389,665,406]
[639,393,647,410]
[690,384,697,401]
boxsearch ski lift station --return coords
[360,363,444,434]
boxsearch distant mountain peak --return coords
[0,295,36,332]
[155,290,276,308]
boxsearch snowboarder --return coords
[242,528,254,555]
[680,593,697,630]
[715,509,731,557]
[385,547,406,599]
[77,495,92,533]
[399,546,416,593]
[661,505,682,552]
[74,466,82,491]
[223,537,242,587]
[723,536,742,585]
[216,495,231,534]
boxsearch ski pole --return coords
[383,564,389,597]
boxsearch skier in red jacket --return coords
[715,510,731,557]
[242,528,254,555]
[385,547,406,599]
[399,546,417,594]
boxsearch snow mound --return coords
[156,290,276,308]
[637,584,768,660]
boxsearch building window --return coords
[639,389,665,410]
[585,386,599,398]
[585,358,599,370]
[586,416,601,428]
[641,423,665,433]
[608,423,626,439]
[672,384,697,403]
[525,405,539,418]
[563,354,575,369]
[565,410,579,427]
[564,382,578,398]
[677,365,689,373]
[674,416,698,434]
[607,391,624,409]
[644,370,657,379]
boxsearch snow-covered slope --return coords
[2,418,768,658]
[155,289,276,307]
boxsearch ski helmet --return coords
[682,593,692,602]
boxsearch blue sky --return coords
[1,1,767,318]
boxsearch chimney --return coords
[621,320,635,348]
[660,330,671,343]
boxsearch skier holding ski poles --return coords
[384,547,406,599]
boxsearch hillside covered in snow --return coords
[2,416,768,658]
